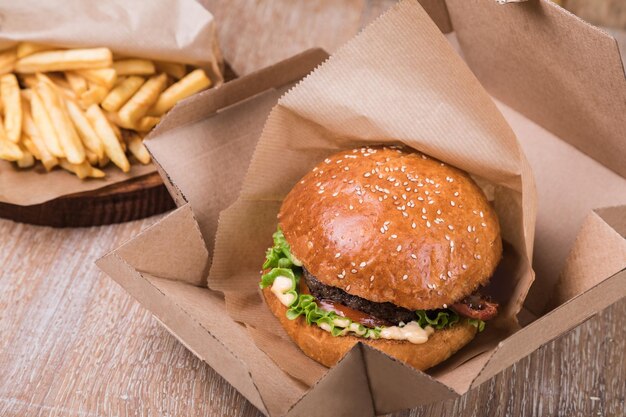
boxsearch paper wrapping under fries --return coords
[207,1,537,387]
[0,0,223,206]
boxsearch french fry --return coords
[0,117,23,161]
[30,89,64,157]
[35,78,85,164]
[101,75,144,112]
[148,69,211,116]
[65,72,88,95]
[21,134,41,160]
[88,165,105,178]
[104,110,132,130]
[16,144,35,168]
[20,88,32,101]
[80,82,109,107]
[65,99,104,159]
[15,48,112,73]
[134,116,160,132]
[118,73,166,126]
[58,159,93,179]
[0,48,17,76]
[22,96,58,170]
[73,68,117,89]
[16,42,55,59]
[0,74,22,142]
[98,153,109,168]
[18,73,37,89]
[85,149,98,165]
[154,61,186,79]
[85,104,129,172]
[126,132,151,164]
[112,59,155,76]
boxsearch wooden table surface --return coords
[1,1,624,416]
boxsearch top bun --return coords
[278,146,501,310]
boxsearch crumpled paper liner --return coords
[208,0,537,385]
[0,0,222,206]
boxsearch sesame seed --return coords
[351,269,357,273]
[344,167,349,171]
[397,245,402,252]
[380,227,386,234]
[364,172,371,178]
[454,192,459,197]
[450,201,456,207]
[335,253,341,258]
[324,158,331,164]
[448,225,454,230]
[402,275,408,280]
[445,235,450,241]
[318,190,324,194]
[467,226,472,232]
[410,254,417,259]
[479,211,484,218]
[437,209,442,215]
[462,264,468,270]
[481,222,487,227]
[422,207,427,214]
[359,262,367,267]
[475,254,482,260]
[332,192,339,197]
[390,234,398,239]
[411,222,416,229]
[370,275,375,282]
[426,221,431,228]
[402,212,408,217]
[349,205,354,210]
[447,271,453,278]
[346,285,351,291]
[421,215,427,220]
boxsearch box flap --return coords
[472,268,626,387]
[447,0,626,179]
[494,101,626,314]
[550,207,626,309]
[362,344,457,414]
[97,205,316,417]
[115,205,209,285]
[144,48,329,256]
[286,346,374,417]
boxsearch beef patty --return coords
[303,267,416,325]
[302,267,499,325]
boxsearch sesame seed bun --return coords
[262,287,477,370]
[278,146,502,310]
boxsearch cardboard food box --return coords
[97,1,626,416]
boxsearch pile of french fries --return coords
[0,42,213,178]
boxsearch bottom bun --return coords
[262,287,477,370]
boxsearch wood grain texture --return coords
[0,1,624,416]
[0,173,175,228]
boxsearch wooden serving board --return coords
[0,63,237,228]
[0,172,174,227]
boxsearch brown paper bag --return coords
[0,0,222,206]
[207,0,537,386]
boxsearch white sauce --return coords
[380,321,434,344]
[271,276,295,306]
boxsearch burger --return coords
[259,145,501,370]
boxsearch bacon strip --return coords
[451,293,499,321]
